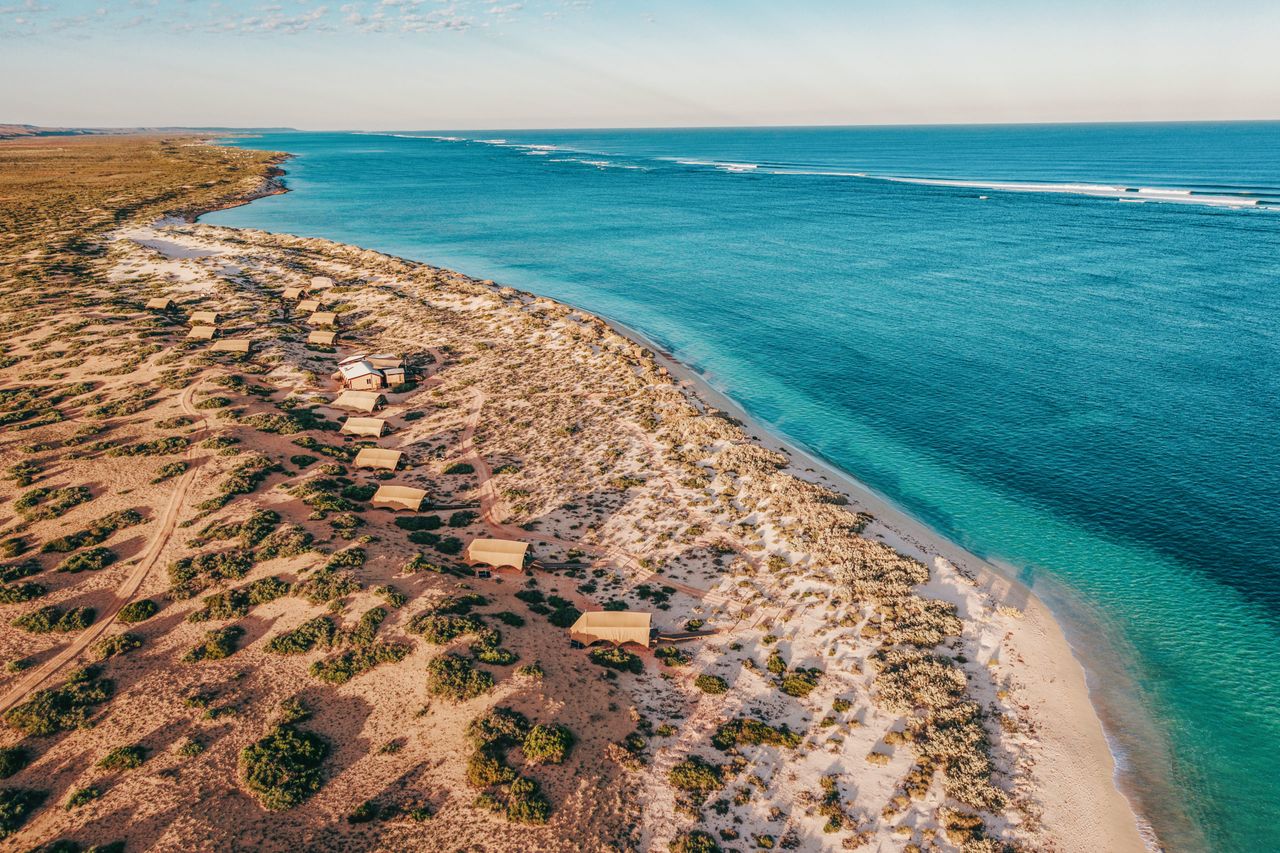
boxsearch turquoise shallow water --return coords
[206,125,1280,851]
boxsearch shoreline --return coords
[189,144,1153,850]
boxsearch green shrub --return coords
[522,724,573,766]
[466,749,516,787]
[93,632,142,660]
[65,785,100,810]
[436,537,463,556]
[515,662,544,680]
[294,569,359,604]
[505,776,551,825]
[669,831,722,853]
[395,515,442,531]
[443,462,474,475]
[256,524,313,560]
[168,548,253,599]
[0,582,47,604]
[410,613,484,644]
[467,707,530,748]
[3,666,113,735]
[309,643,409,685]
[55,547,116,574]
[290,454,318,468]
[107,436,188,456]
[97,744,147,771]
[0,560,38,583]
[694,674,729,695]
[0,747,30,779]
[668,755,723,794]
[779,668,822,698]
[710,718,801,751]
[152,461,188,483]
[239,724,329,811]
[42,510,143,553]
[267,617,336,655]
[655,645,692,667]
[15,486,92,521]
[13,605,95,634]
[0,788,46,838]
[426,654,492,701]
[118,598,158,623]
[183,625,244,662]
[448,511,478,527]
[589,646,643,674]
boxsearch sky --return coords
[1,0,1278,129]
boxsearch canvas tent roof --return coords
[339,360,379,381]
[354,447,402,470]
[308,330,337,346]
[331,390,385,412]
[342,417,388,438]
[145,297,174,310]
[297,299,322,312]
[569,611,652,648]
[371,484,426,511]
[187,326,217,340]
[282,287,304,300]
[366,353,405,369]
[310,276,335,290]
[465,538,529,571]
[210,339,252,353]
[189,311,219,325]
[308,312,337,327]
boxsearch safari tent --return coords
[465,538,529,571]
[282,287,304,300]
[187,326,217,340]
[307,312,337,327]
[341,417,388,438]
[210,339,252,354]
[354,447,402,470]
[307,330,338,346]
[310,276,335,290]
[371,484,427,512]
[297,299,321,313]
[189,311,219,325]
[145,297,174,310]
[331,390,385,413]
[569,611,653,648]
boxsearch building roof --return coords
[371,484,427,511]
[366,353,405,369]
[145,297,174,310]
[187,326,217,340]
[189,311,219,325]
[569,611,652,647]
[341,417,388,438]
[354,447,402,470]
[307,312,337,327]
[338,360,379,381]
[307,330,337,346]
[465,538,529,570]
[310,276,335,290]
[297,299,321,312]
[331,390,385,412]
[282,287,304,300]
[337,352,368,367]
[210,339,252,353]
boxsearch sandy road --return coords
[0,381,209,714]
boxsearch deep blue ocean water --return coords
[206,124,1280,851]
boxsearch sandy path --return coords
[0,381,209,713]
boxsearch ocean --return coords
[205,123,1280,851]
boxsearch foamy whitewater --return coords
[208,122,1280,852]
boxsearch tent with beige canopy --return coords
[464,538,529,571]
[210,339,252,354]
[308,330,337,346]
[189,311,219,325]
[331,390,385,412]
[297,299,322,313]
[187,326,217,340]
[282,287,304,300]
[308,311,337,327]
[354,447,402,470]
[342,417,388,438]
[310,276,335,290]
[371,484,427,511]
[145,297,174,310]
[569,611,653,648]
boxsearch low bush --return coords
[13,605,95,634]
[0,788,46,838]
[183,625,245,662]
[467,706,530,748]
[97,744,147,771]
[522,724,573,766]
[710,718,801,751]
[589,646,643,674]
[152,461,188,483]
[14,486,92,521]
[168,548,253,599]
[4,666,113,735]
[655,645,692,667]
[93,632,143,661]
[310,643,409,685]
[694,674,729,695]
[779,668,822,698]
[267,617,336,654]
[504,776,551,825]
[426,654,492,701]
[0,583,47,604]
[668,755,723,795]
[239,724,329,811]
[55,547,116,574]
[118,598,158,623]
[395,515,442,532]
[443,462,474,475]
[0,747,30,779]
[43,510,143,553]
[669,831,722,853]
